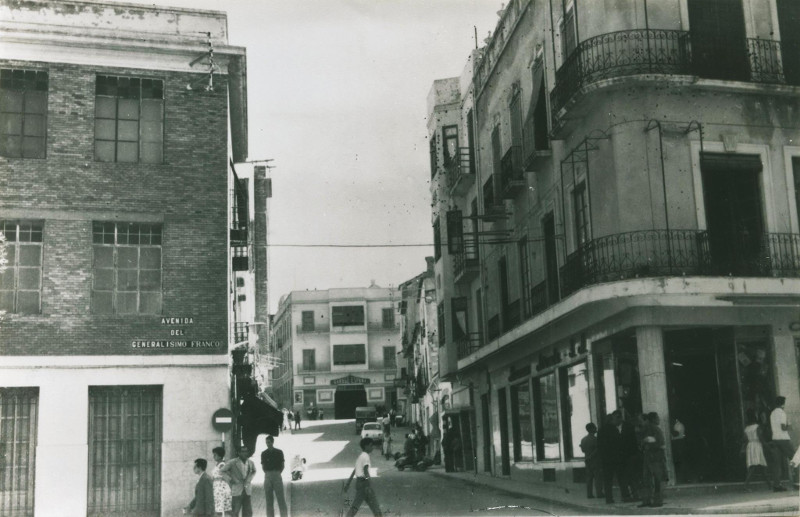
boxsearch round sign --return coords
[212,408,234,432]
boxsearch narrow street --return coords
[252,419,589,517]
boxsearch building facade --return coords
[0,1,250,515]
[270,286,402,419]
[429,0,800,487]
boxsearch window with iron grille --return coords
[383,346,397,368]
[382,307,395,328]
[572,182,590,247]
[0,69,47,158]
[92,222,162,315]
[0,387,38,516]
[0,220,43,314]
[94,75,164,163]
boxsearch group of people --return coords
[742,396,798,492]
[281,409,302,432]
[183,435,289,517]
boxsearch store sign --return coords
[330,375,370,385]
[131,340,221,349]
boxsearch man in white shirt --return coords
[769,396,796,491]
[343,438,383,516]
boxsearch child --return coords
[743,410,771,489]
[579,423,603,499]
[291,454,307,481]
[343,438,383,517]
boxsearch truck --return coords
[354,406,377,433]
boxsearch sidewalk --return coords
[251,472,293,516]
[429,469,800,515]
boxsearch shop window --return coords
[94,75,163,163]
[0,220,43,314]
[510,381,534,462]
[738,340,775,423]
[302,349,316,371]
[91,222,162,314]
[331,305,364,326]
[333,344,365,366]
[559,361,591,460]
[0,69,47,158]
[383,346,396,369]
[533,372,561,460]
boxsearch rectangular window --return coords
[518,237,531,317]
[559,361,590,459]
[533,372,561,460]
[437,301,446,346]
[0,220,43,314]
[302,349,316,371]
[95,75,163,163]
[429,132,438,178]
[433,217,442,261]
[383,346,396,369]
[302,310,315,331]
[511,381,534,462]
[0,69,47,159]
[573,181,589,247]
[510,92,523,149]
[483,175,496,209]
[443,125,458,167]
[331,305,364,326]
[0,387,38,515]
[333,344,366,365]
[381,307,395,328]
[561,7,577,61]
[92,222,162,315]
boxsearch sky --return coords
[125,0,502,312]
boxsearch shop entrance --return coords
[665,329,743,483]
[334,385,367,419]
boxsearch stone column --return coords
[635,326,674,484]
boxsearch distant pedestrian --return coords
[639,412,667,508]
[184,458,215,516]
[390,408,396,427]
[319,409,324,420]
[343,438,383,516]
[220,446,256,517]
[579,423,603,499]
[769,396,796,491]
[442,418,454,472]
[743,410,770,490]
[598,411,626,504]
[261,435,288,517]
[671,416,687,483]
[294,411,301,430]
[287,411,294,432]
[211,447,232,516]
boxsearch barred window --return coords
[95,75,163,163]
[0,220,43,314]
[92,222,162,315]
[0,69,48,158]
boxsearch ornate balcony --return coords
[499,145,525,199]
[455,332,482,360]
[550,29,800,119]
[453,234,479,284]
[446,147,476,195]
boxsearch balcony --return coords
[558,230,800,299]
[455,332,482,360]
[296,323,329,334]
[529,280,549,317]
[445,147,476,195]
[367,321,400,332]
[453,234,479,284]
[499,145,525,199]
[550,29,800,119]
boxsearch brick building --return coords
[0,1,249,515]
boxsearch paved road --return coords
[259,419,590,517]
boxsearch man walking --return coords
[294,411,302,430]
[261,435,288,517]
[183,458,215,516]
[221,446,256,517]
[770,396,796,491]
[598,410,626,504]
[343,438,383,516]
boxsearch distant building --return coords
[0,1,255,515]
[429,0,800,486]
[270,285,402,419]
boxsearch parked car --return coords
[360,422,384,443]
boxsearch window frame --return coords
[381,307,395,329]
[572,181,590,248]
[331,305,364,327]
[301,310,315,331]
[0,68,48,159]
[382,346,397,369]
[442,125,459,168]
[332,344,367,366]
[0,220,44,314]
[302,349,316,371]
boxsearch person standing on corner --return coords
[580,422,604,499]
[183,458,215,516]
[769,396,796,491]
[261,435,288,517]
[220,446,256,517]
[294,410,301,431]
[598,410,626,504]
[343,438,383,516]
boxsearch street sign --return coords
[212,408,234,432]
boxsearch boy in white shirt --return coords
[343,438,383,516]
[770,396,796,491]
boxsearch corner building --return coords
[429,0,800,487]
[0,1,247,515]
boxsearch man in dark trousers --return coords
[261,435,287,517]
[294,411,302,430]
[598,410,626,504]
[184,458,215,516]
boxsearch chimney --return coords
[425,256,434,273]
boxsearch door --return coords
[335,386,367,419]
[498,256,509,331]
[543,213,560,304]
[481,394,492,471]
[701,153,765,275]
[687,0,748,80]
[0,388,38,517]
[778,0,800,85]
[497,388,511,475]
[460,411,476,472]
[88,386,162,517]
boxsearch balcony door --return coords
[688,0,748,81]
[778,0,800,85]
[542,213,560,304]
[700,153,764,275]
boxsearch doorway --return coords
[701,153,765,276]
[687,0,748,81]
[481,393,492,471]
[334,385,367,419]
[497,388,511,475]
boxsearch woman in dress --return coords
[743,411,771,490]
[211,446,233,516]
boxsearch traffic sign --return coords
[212,408,234,432]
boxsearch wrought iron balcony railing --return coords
[551,29,800,118]
[455,332,482,360]
[368,321,400,331]
[530,280,549,317]
[453,234,479,284]
[296,323,329,334]
[445,147,476,195]
[499,145,525,199]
